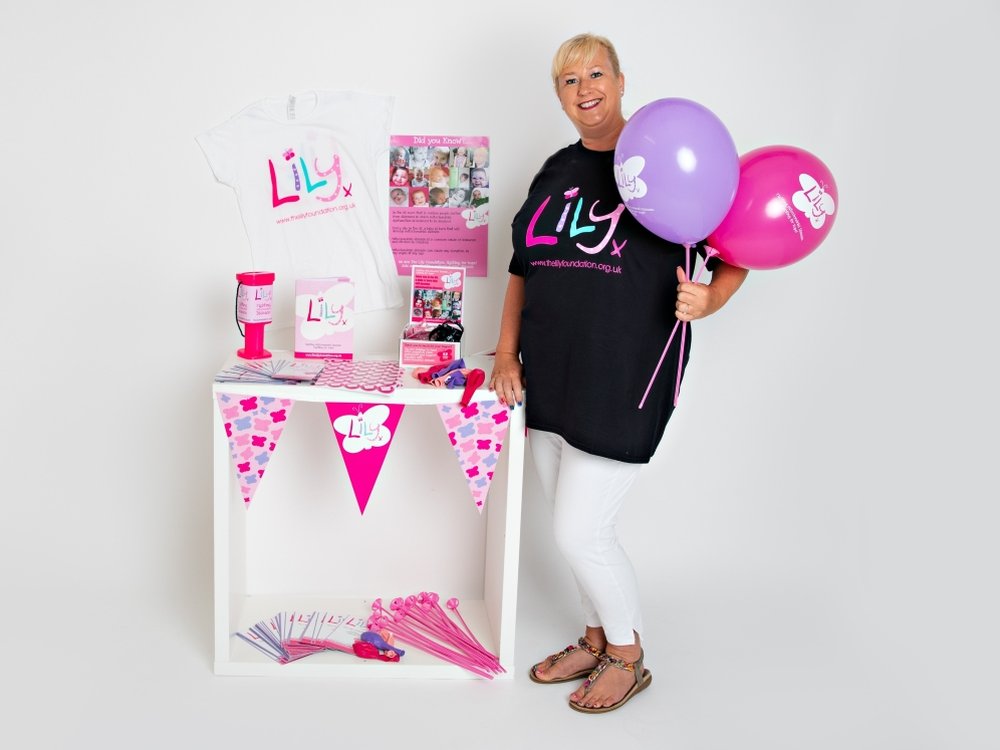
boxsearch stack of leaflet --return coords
[215,358,326,384]
[234,611,368,663]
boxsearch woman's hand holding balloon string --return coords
[639,245,713,409]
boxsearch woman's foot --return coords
[569,640,644,710]
[530,637,602,683]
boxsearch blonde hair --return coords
[551,33,621,92]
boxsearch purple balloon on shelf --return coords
[614,97,739,246]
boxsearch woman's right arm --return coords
[489,274,525,407]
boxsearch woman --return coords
[489,33,748,713]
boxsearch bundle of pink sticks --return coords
[368,592,505,678]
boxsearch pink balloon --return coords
[708,145,838,270]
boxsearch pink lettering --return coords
[525,195,557,247]
[577,201,626,255]
[314,155,343,202]
[306,299,320,322]
[269,159,299,207]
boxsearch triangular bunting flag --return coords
[325,402,405,514]
[216,393,295,506]
[436,400,509,513]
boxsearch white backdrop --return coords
[2,1,997,747]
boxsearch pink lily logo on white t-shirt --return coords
[269,151,352,208]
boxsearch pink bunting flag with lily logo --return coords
[436,400,509,513]
[325,402,406,515]
[216,393,295,506]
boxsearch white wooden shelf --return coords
[212,352,524,679]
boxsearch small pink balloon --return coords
[708,145,838,270]
[390,597,403,610]
[446,597,459,610]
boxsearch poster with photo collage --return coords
[388,135,490,276]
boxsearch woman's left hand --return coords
[674,262,749,321]
[674,266,713,321]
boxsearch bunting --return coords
[325,402,406,514]
[216,393,295,506]
[436,400,509,512]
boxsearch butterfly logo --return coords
[614,156,647,202]
[461,205,489,229]
[333,404,393,454]
[791,173,836,229]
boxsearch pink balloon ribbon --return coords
[637,245,718,410]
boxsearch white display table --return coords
[212,352,525,678]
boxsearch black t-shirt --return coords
[509,140,697,463]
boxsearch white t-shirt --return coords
[197,90,403,320]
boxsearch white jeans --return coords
[528,429,644,645]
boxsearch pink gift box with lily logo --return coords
[399,265,465,367]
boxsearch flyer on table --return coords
[388,135,490,276]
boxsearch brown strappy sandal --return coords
[568,649,652,713]
[528,637,604,684]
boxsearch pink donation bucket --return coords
[235,271,274,359]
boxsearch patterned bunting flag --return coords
[436,400,509,512]
[325,402,406,514]
[216,393,295,506]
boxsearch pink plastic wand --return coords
[673,244,692,408]
[446,597,504,672]
[637,245,718,409]
[383,599,496,677]
[408,597,500,673]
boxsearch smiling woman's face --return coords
[556,46,624,141]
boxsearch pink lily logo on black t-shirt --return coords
[524,186,627,258]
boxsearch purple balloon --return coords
[614,98,739,246]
